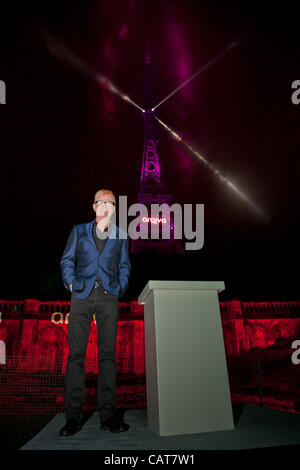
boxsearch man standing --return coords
[59,189,131,435]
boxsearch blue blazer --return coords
[60,219,131,299]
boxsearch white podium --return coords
[138,281,234,436]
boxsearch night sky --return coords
[0,1,299,302]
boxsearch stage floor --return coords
[20,404,300,450]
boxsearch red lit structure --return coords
[1,298,300,365]
[1,297,300,413]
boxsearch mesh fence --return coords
[2,349,300,448]
[0,356,146,443]
[227,348,300,413]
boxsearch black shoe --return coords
[101,415,129,433]
[59,419,82,436]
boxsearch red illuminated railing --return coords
[1,298,300,316]
[0,298,144,316]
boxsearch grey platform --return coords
[20,404,300,450]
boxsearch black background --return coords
[0,0,299,302]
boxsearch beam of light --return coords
[156,116,267,219]
[41,28,145,113]
[95,74,145,112]
[41,29,265,219]
[152,40,241,111]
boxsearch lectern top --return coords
[138,280,225,305]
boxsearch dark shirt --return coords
[92,220,109,254]
[92,220,112,289]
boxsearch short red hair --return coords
[94,189,116,203]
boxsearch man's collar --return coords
[94,218,116,233]
[93,219,109,232]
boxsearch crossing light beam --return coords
[42,29,265,219]
[42,28,145,113]
[152,40,241,111]
[156,117,267,219]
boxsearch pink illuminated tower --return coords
[130,38,184,254]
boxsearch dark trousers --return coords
[64,285,119,424]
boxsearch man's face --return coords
[93,191,116,220]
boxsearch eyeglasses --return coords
[94,200,116,207]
